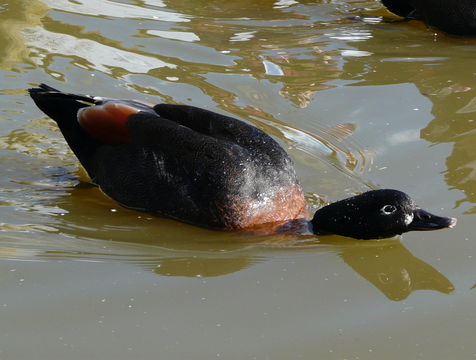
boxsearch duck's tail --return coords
[29,84,102,174]
[28,83,102,123]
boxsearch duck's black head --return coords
[311,189,457,240]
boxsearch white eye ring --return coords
[381,205,396,215]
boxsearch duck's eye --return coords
[381,205,396,215]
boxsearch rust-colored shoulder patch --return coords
[78,102,140,145]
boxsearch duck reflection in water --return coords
[320,238,454,301]
[26,180,452,301]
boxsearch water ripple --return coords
[40,0,189,22]
[24,27,175,73]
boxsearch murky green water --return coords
[0,0,475,359]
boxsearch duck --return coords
[29,84,456,240]
[381,0,476,35]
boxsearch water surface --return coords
[0,0,475,359]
